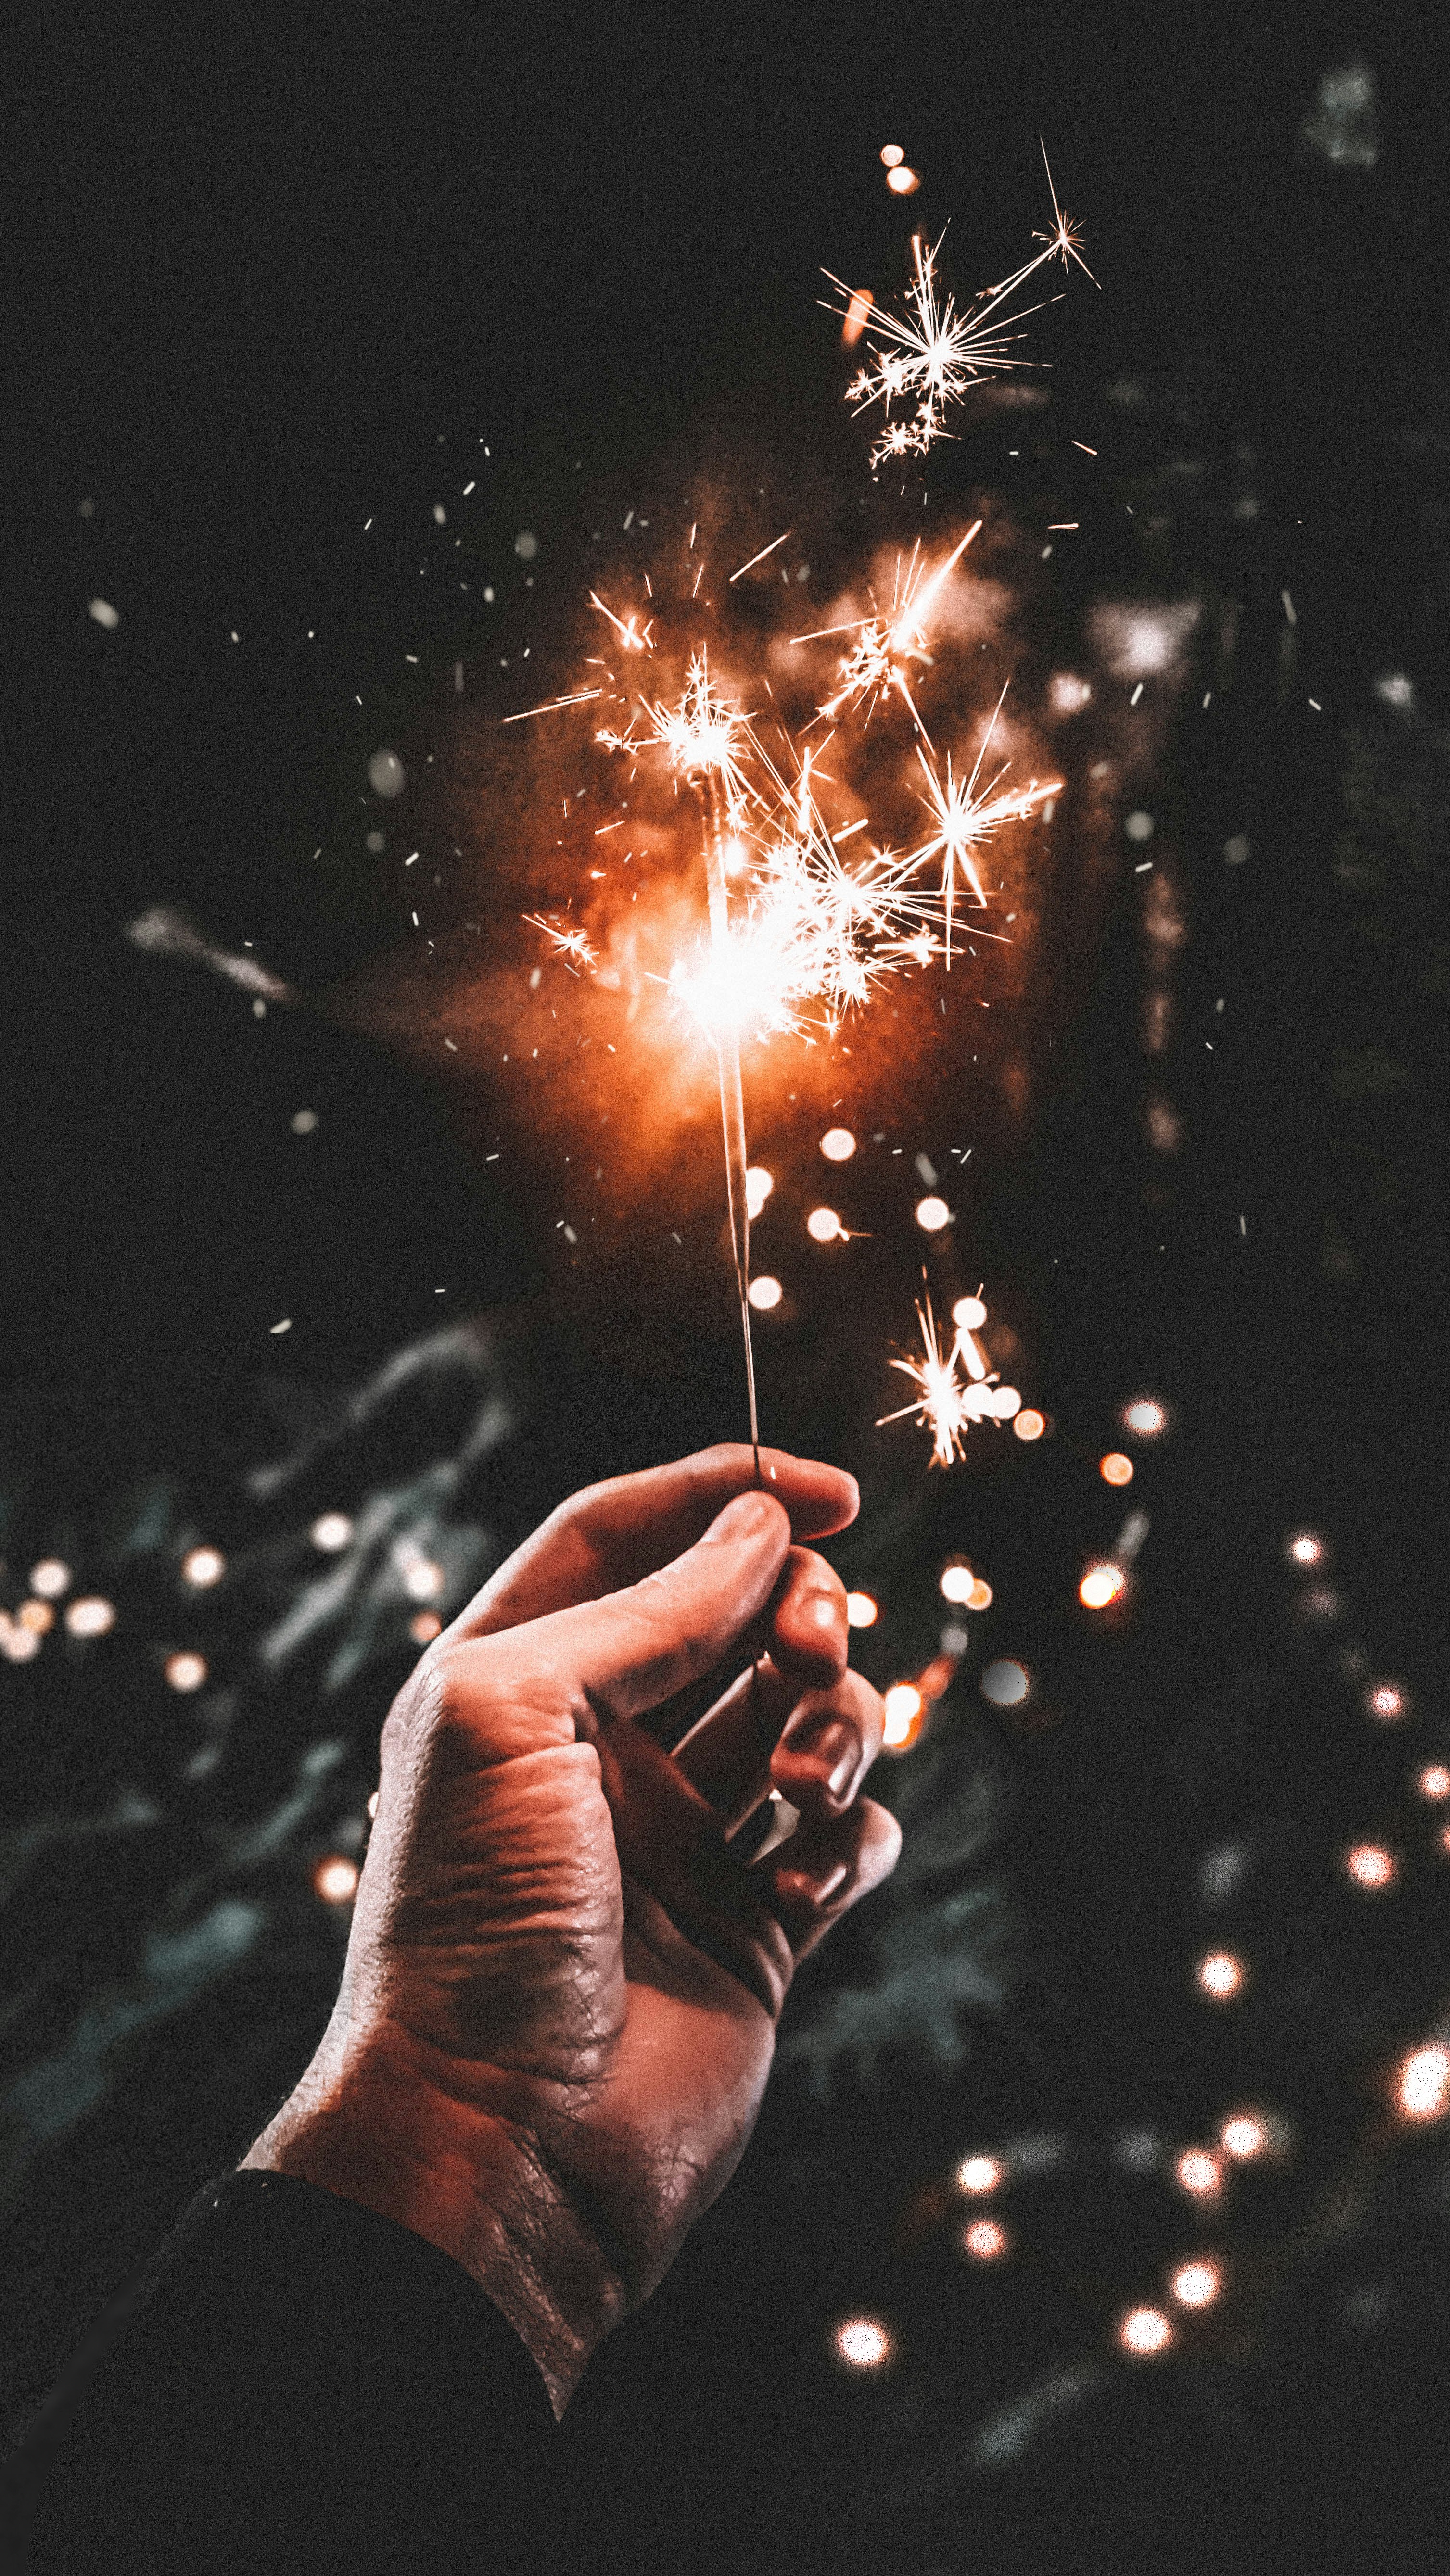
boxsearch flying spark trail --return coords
[910,683,1062,962]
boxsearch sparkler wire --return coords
[697,771,762,1479]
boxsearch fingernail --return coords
[787,1715,858,1801]
[703,1491,777,1544]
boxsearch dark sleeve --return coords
[1,2168,567,2576]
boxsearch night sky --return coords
[4,6,1450,2568]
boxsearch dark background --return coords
[3,5,1449,2570]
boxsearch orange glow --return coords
[748,1275,782,1311]
[1397,2045,1450,2121]
[1124,1399,1167,1436]
[1345,1842,1398,1891]
[956,2153,1002,2195]
[820,1126,856,1161]
[807,1206,845,1242]
[846,1591,878,1629]
[410,1611,443,1644]
[182,1546,226,1588]
[940,1563,976,1604]
[1175,2148,1223,2197]
[1220,2115,1269,2161]
[886,165,920,195]
[18,1600,55,1635]
[1197,1952,1246,2001]
[314,1855,359,1905]
[883,1682,924,1747]
[1119,2306,1173,2357]
[917,1654,957,1701]
[1014,1409,1045,1441]
[1080,1562,1125,1610]
[1170,2260,1222,2309]
[1416,1766,1450,1801]
[1366,1682,1407,1722]
[915,1195,951,1232]
[967,1578,993,1610]
[962,2218,1009,2260]
[165,1651,207,1692]
[840,289,874,350]
[835,2315,893,2370]
[1100,1452,1133,1486]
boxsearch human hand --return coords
[242,1446,900,2412]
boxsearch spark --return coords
[502,688,606,724]
[523,914,598,968]
[728,529,795,583]
[589,592,654,652]
[909,683,1061,960]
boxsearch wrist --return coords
[239,2023,624,2416]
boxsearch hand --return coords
[242,1446,900,2412]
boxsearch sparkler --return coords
[507,158,1091,1465]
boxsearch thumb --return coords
[488,1488,793,1727]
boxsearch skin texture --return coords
[242,1444,900,2415]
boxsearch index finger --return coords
[447,1445,858,1642]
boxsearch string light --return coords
[1080,1562,1125,1609]
[962,2218,1009,2260]
[834,2316,894,2371]
[1344,1842,1398,1892]
[1170,2260,1222,2309]
[1118,2306,1174,2357]
[64,1596,115,1638]
[1396,2045,1450,2121]
[956,2154,1003,2194]
[313,1856,359,1906]
[846,1591,878,1628]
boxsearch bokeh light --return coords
[1397,2045,1450,2121]
[940,1564,976,1605]
[846,1591,878,1629]
[745,1166,774,1218]
[0,1620,41,1663]
[967,1578,993,1611]
[1175,2148,1223,2197]
[366,1790,380,1819]
[834,2315,893,2370]
[1123,1398,1167,1436]
[1220,2114,1269,2161]
[807,1206,845,1243]
[915,1196,951,1232]
[1416,1766,1450,1802]
[1287,1532,1325,1567]
[1171,2260,1222,2309]
[820,1127,856,1162]
[1366,1682,1407,1723]
[748,1275,782,1311]
[19,1601,55,1635]
[1197,1951,1246,2001]
[953,1295,987,1331]
[28,1560,71,1598]
[182,1546,226,1588]
[886,164,920,195]
[410,1611,443,1644]
[402,1559,444,1601]
[1013,1410,1045,1442]
[956,2154,1002,2195]
[311,1513,354,1552]
[1080,1563,1126,1609]
[165,1651,208,1692]
[980,1660,1029,1707]
[313,1856,360,1906]
[993,1386,1022,1421]
[879,144,904,166]
[882,1683,924,1746]
[1345,1842,1398,1892]
[962,2218,1009,2261]
[1100,1453,1134,1486]
[65,1596,115,1638]
[1119,2306,1173,2357]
